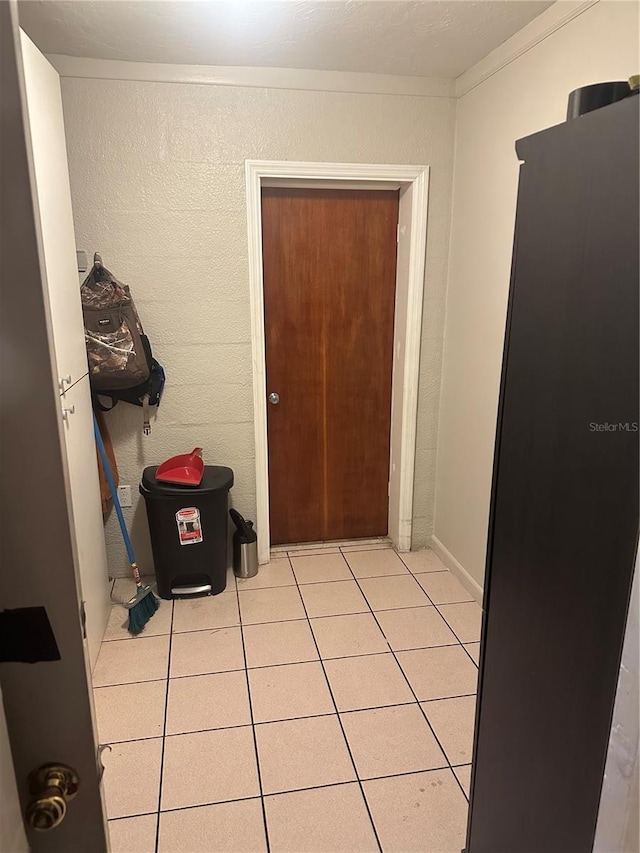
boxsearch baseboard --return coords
[430,535,484,605]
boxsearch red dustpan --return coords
[156,448,204,486]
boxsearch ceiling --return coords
[18,1,554,79]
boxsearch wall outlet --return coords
[117,485,132,507]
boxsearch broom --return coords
[93,412,159,634]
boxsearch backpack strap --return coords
[91,359,165,434]
[92,393,118,413]
[142,394,151,436]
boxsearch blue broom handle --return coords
[93,411,137,567]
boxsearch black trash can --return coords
[139,465,234,599]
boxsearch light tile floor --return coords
[97,544,481,852]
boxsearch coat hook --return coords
[94,252,103,269]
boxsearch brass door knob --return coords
[26,763,79,831]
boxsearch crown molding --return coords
[47,54,455,98]
[455,0,600,98]
[47,2,602,102]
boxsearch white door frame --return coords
[245,160,429,564]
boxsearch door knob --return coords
[268,392,280,405]
[26,763,79,831]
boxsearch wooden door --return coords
[0,8,108,850]
[262,188,399,545]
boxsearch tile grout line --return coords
[394,550,482,667]
[109,759,472,822]
[395,549,443,575]
[452,765,471,803]
[153,598,174,853]
[105,555,475,831]
[92,688,481,747]
[113,599,447,638]
[460,644,480,669]
[106,557,474,829]
[95,642,477,689]
[103,559,476,840]
[108,558,443,589]
[235,574,272,853]
[338,546,443,617]
[290,551,385,853]
[100,619,477,681]
[237,568,448,590]
[101,597,448,643]
[344,552,473,803]
[431,602,481,667]
[351,547,482,664]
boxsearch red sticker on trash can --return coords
[176,507,203,545]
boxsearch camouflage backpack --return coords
[81,255,164,433]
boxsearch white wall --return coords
[60,77,456,574]
[434,0,640,587]
[595,558,639,853]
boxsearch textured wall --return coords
[61,78,456,576]
[435,0,640,586]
